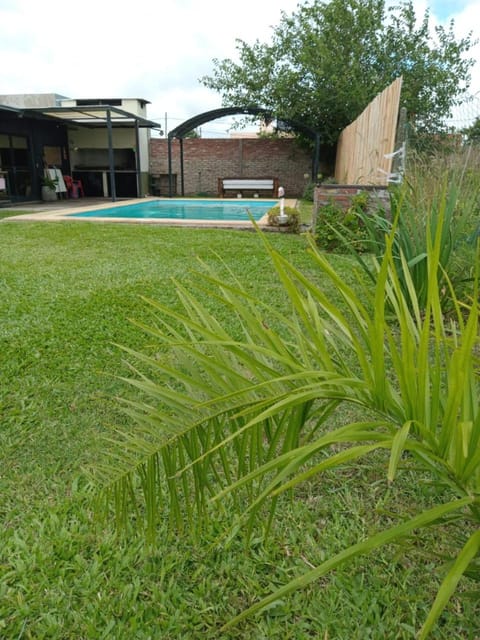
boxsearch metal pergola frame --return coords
[25,105,163,201]
[167,106,320,197]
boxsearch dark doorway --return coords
[0,133,33,200]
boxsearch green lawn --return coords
[0,221,477,639]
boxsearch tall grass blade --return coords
[418,529,480,640]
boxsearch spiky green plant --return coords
[351,182,457,311]
[97,206,480,638]
[352,154,480,311]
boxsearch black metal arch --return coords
[167,106,320,197]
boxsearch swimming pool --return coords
[69,199,274,221]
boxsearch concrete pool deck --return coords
[1,197,298,229]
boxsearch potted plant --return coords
[267,205,300,232]
[41,174,58,202]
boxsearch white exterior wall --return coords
[60,97,148,116]
[67,127,150,172]
[138,129,150,172]
[0,93,66,108]
[63,98,151,173]
[120,99,148,117]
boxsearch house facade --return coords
[0,94,160,204]
[1,93,329,204]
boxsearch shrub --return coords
[314,196,369,252]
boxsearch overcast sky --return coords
[1,0,479,136]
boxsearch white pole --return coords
[277,186,287,224]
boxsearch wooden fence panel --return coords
[335,77,403,185]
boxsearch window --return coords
[76,99,122,107]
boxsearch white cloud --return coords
[1,0,479,134]
[0,0,300,135]
[428,0,480,126]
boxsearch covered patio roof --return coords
[23,105,162,130]
[1,101,163,203]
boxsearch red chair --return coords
[64,175,85,198]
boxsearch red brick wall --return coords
[149,138,314,197]
[314,184,390,214]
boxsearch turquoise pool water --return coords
[69,199,274,221]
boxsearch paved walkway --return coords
[1,197,128,213]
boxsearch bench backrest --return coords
[222,179,274,190]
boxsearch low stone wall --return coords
[314,184,390,214]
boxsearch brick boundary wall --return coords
[149,138,316,197]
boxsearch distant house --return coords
[0,93,162,204]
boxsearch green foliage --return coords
[184,129,200,138]
[352,152,480,310]
[100,204,480,637]
[267,205,300,232]
[3,224,357,638]
[201,0,476,143]
[354,186,456,310]
[407,126,465,156]
[302,181,315,201]
[314,201,346,250]
[1,221,479,637]
[41,174,58,190]
[314,194,369,252]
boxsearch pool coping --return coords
[1,196,297,228]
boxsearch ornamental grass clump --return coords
[98,201,479,638]
[353,153,480,312]
[354,182,457,310]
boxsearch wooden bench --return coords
[218,177,279,198]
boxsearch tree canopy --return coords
[201,0,476,143]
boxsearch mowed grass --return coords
[0,210,32,220]
[0,221,478,639]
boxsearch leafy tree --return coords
[201,0,476,143]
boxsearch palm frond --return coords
[95,197,480,637]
